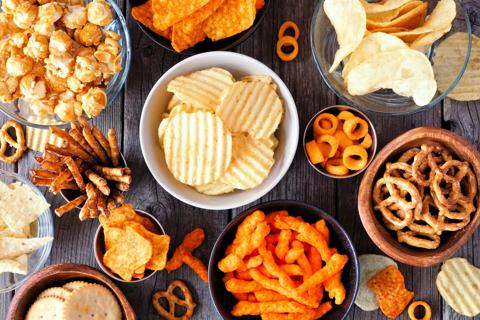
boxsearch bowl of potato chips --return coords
[208,200,360,320]
[0,169,53,294]
[130,0,271,54]
[139,51,299,210]
[311,0,472,115]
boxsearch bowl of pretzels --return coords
[358,127,480,267]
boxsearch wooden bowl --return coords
[358,127,480,267]
[6,263,136,320]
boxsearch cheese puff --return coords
[49,30,74,55]
[45,52,74,78]
[24,33,49,61]
[74,22,102,46]
[38,2,63,23]
[6,54,33,77]
[13,2,38,29]
[19,74,47,100]
[62,5,87,29]
[80,86,106,117]
[87,0,112,26]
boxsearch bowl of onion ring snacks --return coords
[303,105,377,179]
[358,127,480,267]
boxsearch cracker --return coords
[25,297,65,320]
[38,287,72,300]
[63,280,90,291]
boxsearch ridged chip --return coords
[25,297,65,320]
[220,134,274,190]
[355,254,398,311]
[240,75,278,91]
[62,284,122,320]
[194,181,235,195]
[436,257,480,317]
[167,68,235,111]
[433,32,480,101]
[259,134,279,151]
[216,80,284,139]
[164,111,232,186]
[38,287,72,300]
[26,116,63,152]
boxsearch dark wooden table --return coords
[1,0,480,319]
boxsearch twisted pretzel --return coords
[152,280,197,320]
[0,120,26,163]
[397,230,440,250]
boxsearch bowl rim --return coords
[303,105,378,179]
[139,51,299,210]
[310,0,473,116]
[208,199,360,320]
[0,0,132,129]
[93,209,165,283]
[6,262,136,320]
[357,127,480,267]
[0,169,53,294]
[129,0,271,55]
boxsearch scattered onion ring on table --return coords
[305,110,373,176]
[218,209,349,318]
[277,21,300,62]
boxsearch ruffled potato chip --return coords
[324,0,366,72]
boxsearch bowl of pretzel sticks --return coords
[358,127,480,267]
[29,116,132,220]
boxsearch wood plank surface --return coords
[1,0,479,319]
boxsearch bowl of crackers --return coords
[130,0,271,54]
[0,169,53,294]
[358,127,480,267]
[311,0,472,115]
[139,51,299,210]
[6,263,135,320]
[0,0,131,128]
[208,200,360,320]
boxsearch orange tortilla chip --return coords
[125,222,170,271]
[100,204,157,232]
[103,226,153,281]
[152,0,210,31]
[203,0,257,41]
[368,265,414,318]
[131,0,172,39]
[171,0,224,52]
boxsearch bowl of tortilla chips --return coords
[130,0,271,54]
[0,169,54,293]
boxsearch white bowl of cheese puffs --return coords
[139,52,299,210]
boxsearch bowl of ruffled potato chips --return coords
[311,0,472,115]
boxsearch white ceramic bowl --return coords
[140,52,299,210]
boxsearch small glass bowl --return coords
[93,209,165,283]
[311,0,472,115]
[0,169,54,294]
[303,105,378,179]
[0,0,132,129]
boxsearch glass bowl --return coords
[0,0,132,129]
[311,0,472,115]
[0,169,54,294]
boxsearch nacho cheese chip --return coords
[132,0,172,39]
[151,0,210,31]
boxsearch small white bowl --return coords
[139,52,299,210]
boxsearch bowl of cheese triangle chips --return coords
[0,169,53,293]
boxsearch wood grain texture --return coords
[0,0,479,319]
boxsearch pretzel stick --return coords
[80,183,97,220]
[30,169,58,179]
[89,185,103,218]
[111,189,124,205]
[97,193,108,216]
[115,182,130,192]
[85,169,110,195]
[64,156,85,191]
[55,195,87,217]
[77,116,91,130]
[82,128,109,164]
[45,143,70,157]
[92,126,112,159]
[93,166,130,177]
[34,156,44,163]
[103,173,132,184]
[38,160,63,172]
[50,127,94,161]
[49,169,72,194]
[69,128,96,156]
[108,128,120,166]
[107,197,116,212]
[63,141,96,164]
[31,176,54,187]
[43,151,63,162]
[59,181,79,190]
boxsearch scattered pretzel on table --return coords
[152,280,197,320]
[373,143,478,249]
[0,120,26,163]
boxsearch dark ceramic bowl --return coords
[129,0,271,55]
[208,200,359,320]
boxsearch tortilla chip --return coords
[0,254,28,275]
[131,0,172,39]
[152,0,210,31]
[0,237,52,260]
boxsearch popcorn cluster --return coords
[0,0,122,121]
